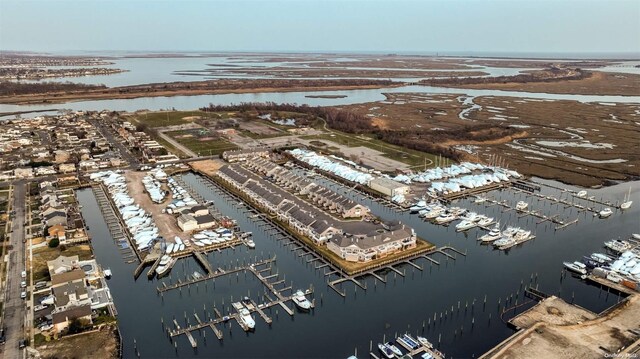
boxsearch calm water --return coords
[78,173,640,359]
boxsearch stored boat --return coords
[563,261,587,275]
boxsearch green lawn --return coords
[132,111,206,128]
[301,131,437,168]
[165,130,238,155]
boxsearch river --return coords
[77,173,639,358]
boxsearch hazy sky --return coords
[1,0,639,54]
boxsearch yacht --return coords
[435,213,457,224]
[449,207,467,216]
[238,308,255,330]
[477,216,494,227]
[513,229,532,241]
[159,255,172,266]
[423,207,445,219]
[563,261,587,275]
[416,336,434,349]
[515,201,528,211]
[385,342,403,357]
[576,190,587,198]
[378,343,395,359]
[590,253,613,264]
[156,257,176,277]
[604,239,632,253]
[599,208,613,218]
[291,290,312,310]
[621,187,632,210]
[494,235,516,248]
[480,225,502,243]
[456,220,476,231]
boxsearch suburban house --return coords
[222,147,270,163]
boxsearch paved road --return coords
[157,129,199,158]
[1,183,26,359]
[89,119,140,167]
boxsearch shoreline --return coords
[0,83,402,105]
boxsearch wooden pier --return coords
[92,184,140,262]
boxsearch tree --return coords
[48,238,59,248]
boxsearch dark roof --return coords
[52,304,92,325]
[51,269,85,286]
[195,214,216,225]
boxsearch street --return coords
[1,183,26,359]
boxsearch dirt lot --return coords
[344,93,640,187]
[485,295,640,359]
[124,170,186,246]
[510,296,596,328]
[34,325,119,359]
[189,159,226,177]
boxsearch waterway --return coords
[77,173,640,358]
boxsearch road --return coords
[156,129,199,158]
[89,119,140,168]
[1,182,26,359]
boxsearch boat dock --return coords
[92,183,140,262]
[368,333,445,359]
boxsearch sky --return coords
[1,0,639,55]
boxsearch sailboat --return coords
[620,187,632,210]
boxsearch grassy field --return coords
[302,131,437,168]
[132,111,206,128]
[165,130,238,155]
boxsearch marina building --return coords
[327,223,417,263]
[368,177,411,197]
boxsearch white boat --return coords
[103,269,112,278]
[633,234,640,240]
[494,236,516,248]
[385,342,402,357]
[515,201,528,211]
[599,208,613,218]
[194,241,205,247]
[174,236,183,246]
[423,207,444,219]
[620,187,632,210]
[576,190,587,198]
[178,244,185,251]
[165,243,175,254]
[590,253,613,263]
[378,343,394,359]
[159,255,171,266]
[474,196,487,204]
[193,234,208,240]
[480,226,502,243]
[563,261,587,275]
[435,213,457,224]
[156,258,175,276]
[291,290,312,310]
[477,217,494,227]
[417,336,434,349]
[201,238,213,245]
[514,229,532,241]
[455,220,476,231]
[238,308,255,329]
[605,239,632,253]
[246,239,256,249]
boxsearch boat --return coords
[159,255,171,266]
[474,196,487,204]
[455,220,476,231]
[246,239,256,249]
[576,190,587,198]
[192,271,203,280]
[238,308,255,329]
[599,208,613,218]
[563,261,587,275]
[633,234,640,240]
[620,187,632,210]
[402,334,420,350]
[513,229,532,241]
[515,201,528,211]
[103,268,112,278]
[590,253,613,263]
[477,216,494,227]
[423,207,444,219]
[193,233,208,240]
[194,241,205,247]
[385,342,402,357]
[291,290,312,310]
[165,243,174,254]
[396,336,414,351]
[156,258,176,276]
[493,236,516,248]
[416,336,434,349]
[378,343,394,359]
[435,213,457,224]
[604,239,632,253]
[480,226,502,243]
[201,238,213,245]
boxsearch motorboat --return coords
[474,196,487,204]
[291,290,312,310]
[480,226,502,243]
[563,261,587,275]
[103,268,112,278]
[193,233,208,240]
[449,207,467,216]
[246,239,256,249]
[604,239,632,253]
[156,257,176,276]
[238,308,255,330]
[401,334,420,350]
[599,208,613,218]
[378,343,394,359]
[159,255,172,266]
[192,271,203,280]
[590,253,613,264]
[493,236,516,248]
[423,207,445,219]
[416,336,434,349]
[435,213,457,224]
[515,201,528,211]
[455,220,476,231]
[633,234,640,240]
[477,216,494,227]
[576,190,587,198]
[513,229,532,241]
[165,243,175,254]
[178,244,185,252]
[620,187,632,210]
[194,241,205,247]
[201,238,213,246]
[385,342,402,357]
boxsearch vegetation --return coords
[165,130,238,155]
[0,81,105,96]
[48,238,59,248]
[420,67,590,86]
[132,110,205,128]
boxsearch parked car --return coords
[20,281,26,288]
[21,271,26,278]
[20,291,26,299]
[18,339,26,349]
